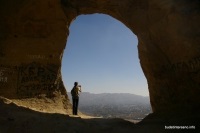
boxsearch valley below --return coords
[68,92,152,121]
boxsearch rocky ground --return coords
[0,97,199,133]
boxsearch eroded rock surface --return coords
[0,0,200,115]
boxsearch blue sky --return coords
[61,14,149,96]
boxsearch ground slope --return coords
[0,97,199,133]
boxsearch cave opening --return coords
[61,14,152,120]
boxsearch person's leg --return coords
[75,98,79,115]
[72,98,76,115]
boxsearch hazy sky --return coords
[61,14,149,96]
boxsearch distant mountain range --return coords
[68,92,152,120]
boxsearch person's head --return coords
[74,82,78,86]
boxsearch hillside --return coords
[68,92,152,120]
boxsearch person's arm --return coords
[79,85,82,92]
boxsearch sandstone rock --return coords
[0,0,200,115]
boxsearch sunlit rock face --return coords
[0,0,200,114]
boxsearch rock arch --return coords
[0,0,200,114]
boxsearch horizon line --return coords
[67,91,149,97]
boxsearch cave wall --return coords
[0,0,68,98]
[0,0,200,114]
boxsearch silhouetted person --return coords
[71,82,82,115]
